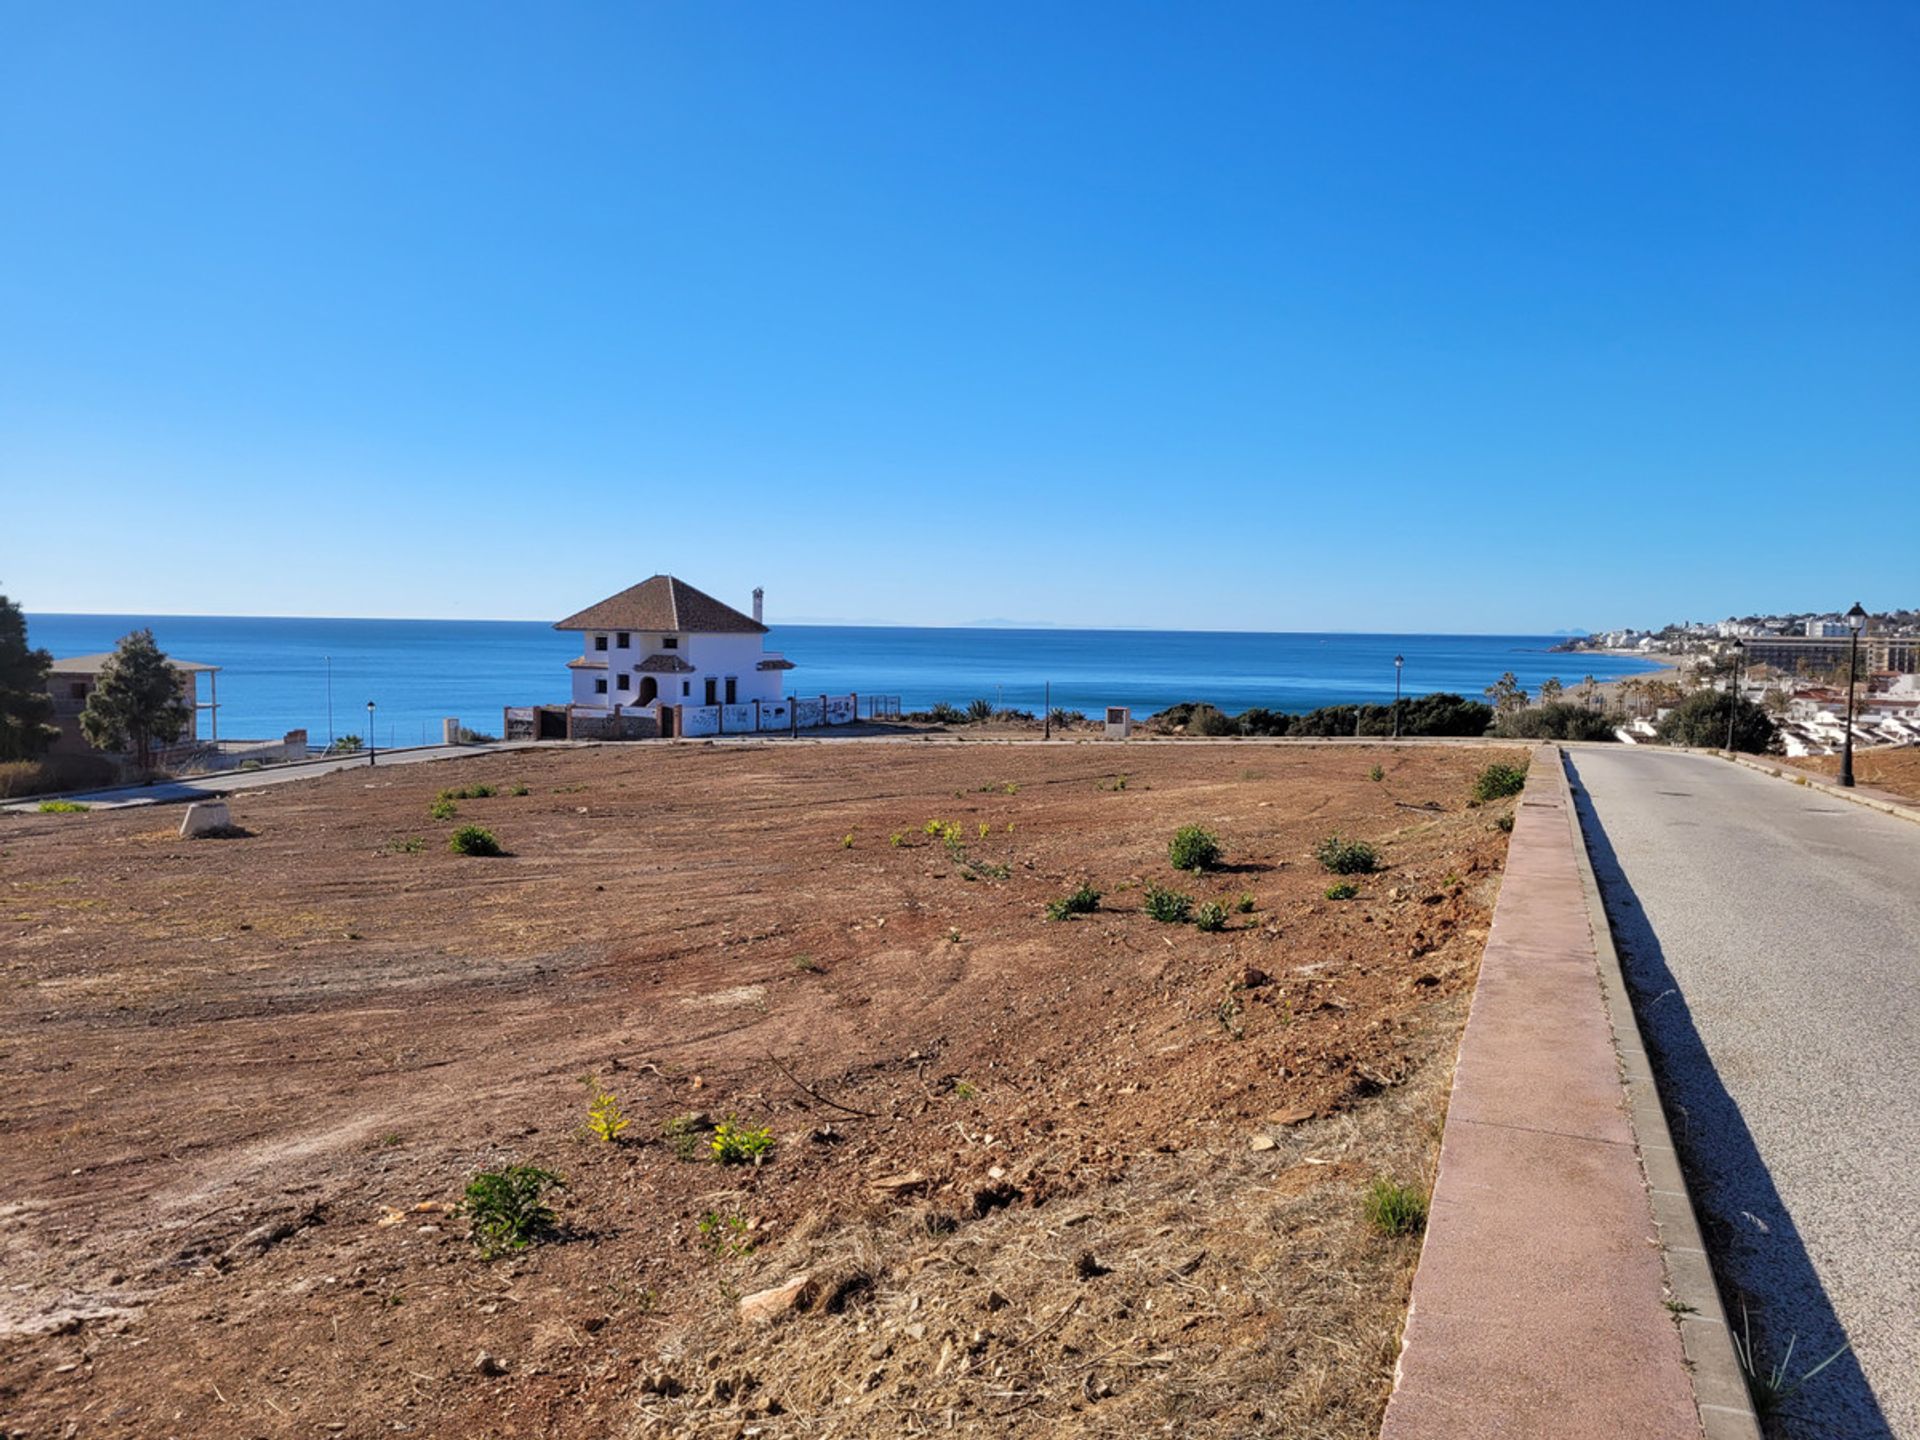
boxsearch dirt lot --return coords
[1781,744,1920,805]
[0,740,1523,1439]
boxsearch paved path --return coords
[1382,747,1702,1439]
[3,741,545,811]
[1569,747,1920,1440]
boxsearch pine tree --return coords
[0,589,58,761]
[79,630,190,775]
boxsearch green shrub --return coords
[1471,763,1527,802]
[1324,881,1359,900]
[1363,1177,1428,1237]
[711,1119,775,1165]
[1142,884,1193,923]
[37,799,89,813]
[1369,764,1384,782]
[385,835,426,853]
[448,824,503,857]
[1491,702,1618,742]
[1046,882,1102,921]
[439,783,497,801]
[1495,812,1515,833]
[1314,835,1379,874]
[966,699,993,723]
[1193,900,1229,932]
[1654,691,1781,754]
[1235,892,1256,913]
[460,1165,564,1257]
[457,727,499,745]
[927,701,965,724]
[509,782,530,796]
[429,796,458,821]
[1168,824,1223,872]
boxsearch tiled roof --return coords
[636,653,695,673]
[756,658,796,670]
[555,575,766,634]
[566,657,608,669]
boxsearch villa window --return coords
[725,677,737,704]
[594,678,607,694]
[594,635,608,652]
[682,681,690,696]
[616,674,630,691]
[662,636,678,649]
[616,632,630,649]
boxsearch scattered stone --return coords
[473,1352,507,1377]
[870,1171,929,1195]
[1248,1134,1278,1152]
[984,1289,1010,1312]
[1238,966,1270,988]
[637,1369,683,1396]
[1265,1105,1315,1127]
[737,1273,812,1325]
[1073,1251,1110,1280]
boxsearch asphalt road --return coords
[1569,747,1920,1440]
[2,741,545,811]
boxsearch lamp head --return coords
[1845,602,1868,633]
[1394,654,1404,668]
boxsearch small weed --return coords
[1664,1298,1699,1317]
[460,1165,564,1257]
[1169,824,1222,872]
[1369,764,1384,782]
[448,824,503,857]
[1193,900,1229,932]
[1324,881,1360,901]
[1472,763,1527,802]
[1731,1302,1852,1418]
[978,821,990,839]
[1495,812,1515,833]
[438,784,497,802]
[1045,882,1102,921]
[1235,892,1256,913]
[948,927,962,943]
[792,953,824,973]
[378,1132,403,1148]
[429,797,458,821]
[696,1211,756,1259]
[890,831,906,847]
[951,1080,978,1101]
[38,800,88,813]
[1315,835,1380,874]
[711,1118,775,1165]
[1098,775,1128,791]
[582,1078,629,1143]
[1142,884,1193,923]
[1216,991,1244,1039]
[841,832,855,849]
[509,782,530,796]
[1792,775,1808,787]
[384,835,426,854]
[1363,1177,1428,1237]
[663,1114,707,1161]
[1442,871,1461,889]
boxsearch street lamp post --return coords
[1724,638,1744,752]
[1839,602,1867,788]
[367,701,377,768]
[1393,655,1405,738]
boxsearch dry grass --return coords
[630,996,1458,1439]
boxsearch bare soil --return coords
[1780,744,1920,805]
[0,740,1522,1438]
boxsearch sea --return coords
[23,614,1657,748]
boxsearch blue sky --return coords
[3,2,1915,632]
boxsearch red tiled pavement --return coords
[1379,746,1701,1440]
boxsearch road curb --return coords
[1559,747,1762,1440]
[1716,750,1920,827]
[1381,745,1703,1439]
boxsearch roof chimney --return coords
[752,587,764,625]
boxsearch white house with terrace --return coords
[559,575,793,712]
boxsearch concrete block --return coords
[180,800,232,838]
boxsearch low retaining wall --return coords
[1381,744,1713,1439]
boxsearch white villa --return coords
[558,574,795,714]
